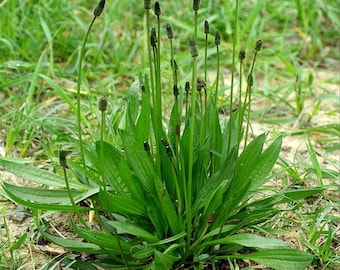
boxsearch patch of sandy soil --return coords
[0,69,339,269]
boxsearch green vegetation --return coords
[0,0,339,269]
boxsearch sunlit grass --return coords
[0,0,339,269]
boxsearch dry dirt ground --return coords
[0,69,339,269]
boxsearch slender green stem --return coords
[152,12,163,174]
[194,11,198,39]
[170,158,182,220]
[146,9,155,97]
[227,0,239,152]
[243,49,259,147]
[2,208,13,264]
[77,16,97,182]
[152,44,162,173]
[63,165,89,229]
[156,15,162,122]
[215,44,220,105]
[243,79,252,147]
[100,108,105,185]
[237,57,244,150]
[204,21,209,100]
[204,35,208,83]
[186,44,198,252]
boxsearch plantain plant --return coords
[0,0,321,269]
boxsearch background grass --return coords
[0,0,339,269]
[1,0,339,157]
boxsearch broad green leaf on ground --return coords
[0,158,86,190]
[2,182,98,210]
[246,187,325,208]
[38,224,104,254]
[2,182,91,211]
[42,233,104,254]
[70,219,131,254]
[229,249,314,270]
[203,233,288,250]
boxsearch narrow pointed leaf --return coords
[205,234,288,249]
[0,158,85,190]
[108,220,159,243]
[98,189,146,217]
[229,249,314,270]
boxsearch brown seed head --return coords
[150,27,157,47]
[215,30,221,46]
[204,20,210,34]
[154,2,161,17]
[197,77,206,92]
[59,150,68,168]
[98,95,107,112]
[193,0,200,11]
[189,36,198,57]
[166,23,174,39]
[239,49,246,61]
[185,81,190,93]
[144,0,151,9]
[94,0,106,17]
[255,39,262,51]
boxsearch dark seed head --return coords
[94,0,105,17]
[161,138,169,148]
[98,95,107,112]
[204,20,210,34]
[154,2,161,17]
[144,0,151,9]
[143,141,151,153]
[215,30,221,46]
[166,23,174,39]
[239,49,246,61]
[193,0,200,11]
[166,146,173,159]
[173,85,179,97]
[189,36,198,57]
[185,81,190,93]
[150,26,157,47]
[161,139,173,159]
[197,77,206,92]
[59,150,68,168]
[255,39,262,51]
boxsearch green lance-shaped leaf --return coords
[203,233,288,250]
[228,249,314,270]
[108,220,159,243]
[2,182,97,211]
[70,219,131,253]
[98,188,147,217]
[0,158,86,190]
